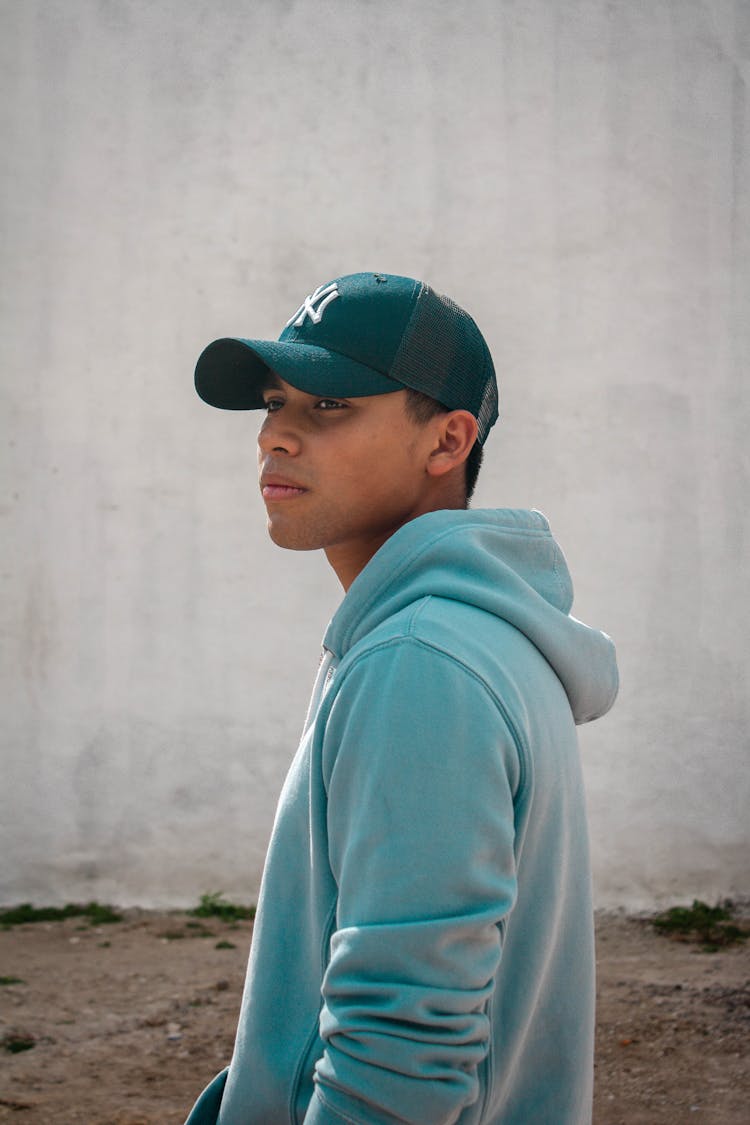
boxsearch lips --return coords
[262,483,306,500]
[260,474,308,501]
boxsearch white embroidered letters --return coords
[286,282,340,328]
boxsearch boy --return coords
[185,272,618,1124]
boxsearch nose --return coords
[257,410,302,456]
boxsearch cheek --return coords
[349,444,420,502]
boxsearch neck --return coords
[325,533,395,592]
[326,492,466,591]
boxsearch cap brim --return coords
[195,337,403,410]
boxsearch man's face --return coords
[257,377,439,587]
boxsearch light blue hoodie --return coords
[185,508,618,1125]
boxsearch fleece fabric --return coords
[184,508,618,1125]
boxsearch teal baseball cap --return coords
[194,272,499,444]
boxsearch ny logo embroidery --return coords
[286,282,339,328]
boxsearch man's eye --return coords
[264,399,284,413]
[316,399,346,410]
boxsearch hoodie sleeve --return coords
[305,635,524,1125]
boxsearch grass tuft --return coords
[191,892,255,923]
[2,1033,36,1054]
[652,899,748,951]
[0,902,122,928]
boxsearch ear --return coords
[425,410,479,478]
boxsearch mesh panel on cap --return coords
[389,285,499,444]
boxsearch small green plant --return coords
[215,939,237,950]
[652,899,748,951]
[0,977,25,986]
[84,902,122,925]
[191,892,255,923]
[2,1033,35,1054]
[184,920,213,934]
[0,902,122,928]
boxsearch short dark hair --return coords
[403,388,484,505]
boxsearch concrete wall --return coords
[2,0,748,910]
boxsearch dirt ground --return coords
[0,908,747,1125]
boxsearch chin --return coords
[266,519,321,552]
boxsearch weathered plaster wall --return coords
[2,0,748,908]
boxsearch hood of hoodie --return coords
[323,508,618,725]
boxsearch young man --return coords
[185,272,618,1125]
